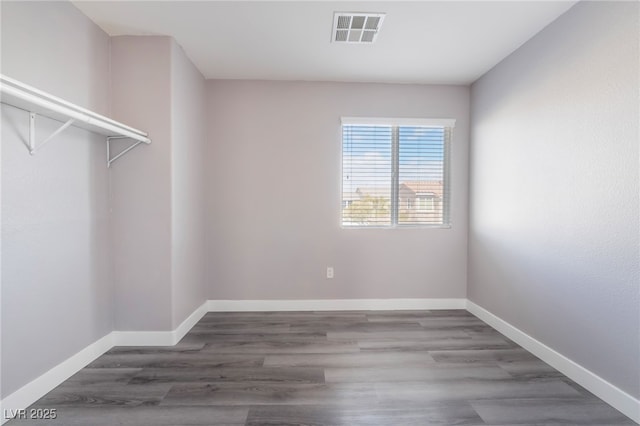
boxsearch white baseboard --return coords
[467,300,640,424]
[207,298,467,312]
[112,301,208,346]
[172,301,208,344]
[0,333,114,425]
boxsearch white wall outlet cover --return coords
[326,267,334,279]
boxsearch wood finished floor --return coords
[9,310,634,425]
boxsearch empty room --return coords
[1,0,638,425]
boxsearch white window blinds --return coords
[341,119,453,227]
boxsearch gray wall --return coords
[1,1,112,397]
[109,36,174,331]
[110,36,207,331]
[469,1,639,398]
[205,81,469,300]
[170,41,207,327]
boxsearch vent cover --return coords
[332,12,385,44]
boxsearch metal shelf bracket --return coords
[107,136,144,168]
[28,112,75,155]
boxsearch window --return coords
[341,117,454,227]
[417,196,435,211]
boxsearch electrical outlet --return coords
[326,267,334,279]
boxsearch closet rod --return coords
[0,74,151,161]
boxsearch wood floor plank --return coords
[65,368,142,385]
[429,348,539,363]
[327,329,472,341]
[290,321,423,333]
[365,311,439,322]
[179,331,327,344]
[471,398,636,425]
[324,365,512,383]
[129,367,325,385]
[105,343,206,355]
[189,323,291,334]
[34,383,173,407]
[375,379,582,403]
[496,359,566,379]
[245,402,485,426]
[263,351,435,368]
[160,383,377,406]
[358,336,516,351]
[202,340,360,354]
[418,317,487,327]
[87,353,265,369]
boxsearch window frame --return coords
[340,117,455,230]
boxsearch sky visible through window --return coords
[342,125,445,192]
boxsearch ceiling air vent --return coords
[332,12,385,44]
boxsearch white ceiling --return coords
[73,1,577,85]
